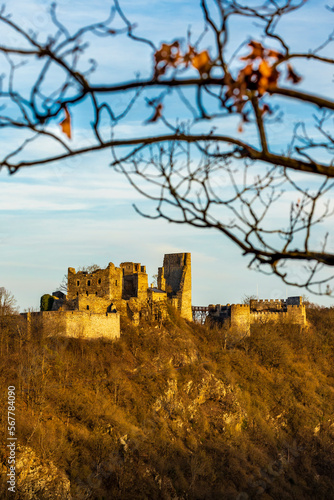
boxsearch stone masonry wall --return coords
[120,262,148,302]
[177,254,192,321]
[22,311,120,340]
[250,299,285,312]
[230,304,251,333]
[77,296,114,314]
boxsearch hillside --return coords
[0,306,334,499]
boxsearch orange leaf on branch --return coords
[259,60,272,78]
[225,40,302,134]
[59,106,72,139]
[191,50,212,76]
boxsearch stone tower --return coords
[158,253,192,321]
[67,263,123,313]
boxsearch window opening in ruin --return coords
[77,280,79,286]
[95,291,98,296]
[88,280,91,286]
[86,305,89,310]
[86,291,88,296]
[98,278,101,284]
[76,292,78,296]
[115,280,118,286]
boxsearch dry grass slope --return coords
[0,305,333,499]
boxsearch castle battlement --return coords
[207,296,306,332]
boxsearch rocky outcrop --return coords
[16,446,72,500]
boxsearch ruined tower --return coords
[67,263,122,313]
[120,262,148,302]
[158,253,192,321]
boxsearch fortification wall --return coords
[230,304,250,333]
[22,311,120,340]
[63,311,120,339]
[250,310,288,323]
[287,304,306,325]
[207,296,306,329]
[250,299,285,312]
[250,305,306,325]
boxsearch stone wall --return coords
[22,311,120,340]
[148,287,168,320]
[77,296,114,314]
[286,304,306,325]
[120,262,148,302]
[250,299,285,312]
[230,304,251,333]
[67,263,122,305]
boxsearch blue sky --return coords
[0,0,333,311]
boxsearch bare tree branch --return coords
[0,0,333,296]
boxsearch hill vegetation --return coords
[0,305,333,499]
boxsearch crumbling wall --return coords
[67,263,122,305]
[120,262,148,302]
[148,287,168,321]
[77,296,114,314]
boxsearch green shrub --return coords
[40,293,54,311]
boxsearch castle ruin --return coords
[22,253,192,339]
[22,250,307,341]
